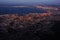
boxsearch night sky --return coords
[0,0,60,5]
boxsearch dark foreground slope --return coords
[0,13,60,40]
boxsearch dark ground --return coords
[0,14,60,40]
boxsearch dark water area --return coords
[0,7,47,15]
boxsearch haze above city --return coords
[0,0,60,6]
